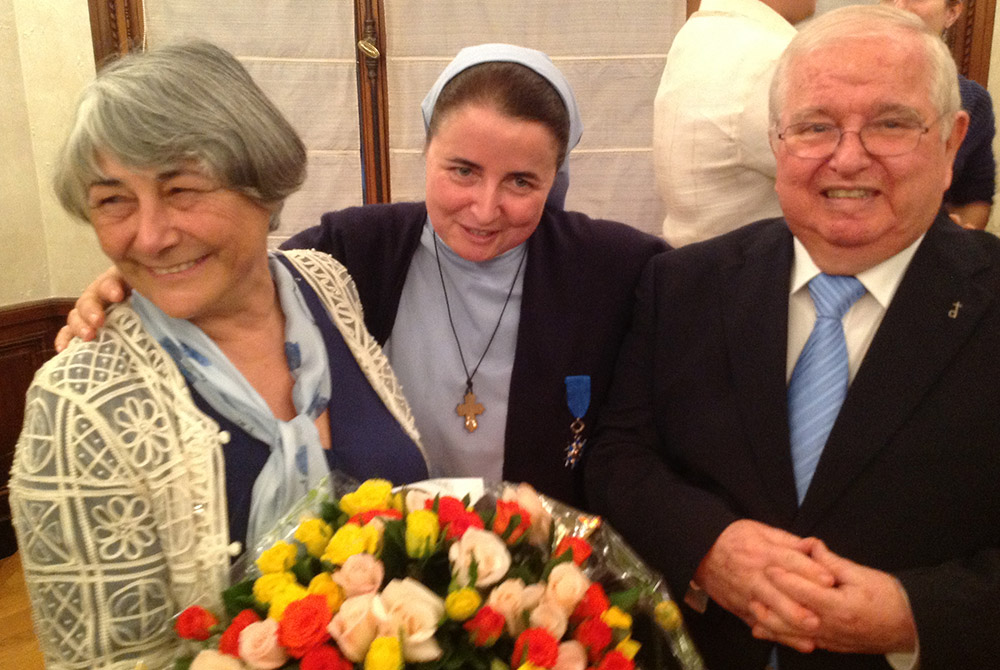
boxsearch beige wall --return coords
[0,0,107,308]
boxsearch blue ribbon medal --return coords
[564,375,591,468]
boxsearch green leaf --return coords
[221,579,256,618]
[292,555,320,586]
[380,519,408,581]
[609,586,645,611]
[174,657,193,670]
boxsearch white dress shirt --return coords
[654,0,796,247]
[786,236,923,383]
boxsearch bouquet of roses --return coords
[173,475,705,670]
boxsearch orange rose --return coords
[554,537,592,566]
[573,617,613,664]
[464,605,505,647]
[278,594,334,658]
[175,605,218,641]
[492,500,531,545]
[571,583,610,624]
[512,627,560,669]
[218,609,261,656]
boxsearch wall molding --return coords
[0,298,74,557]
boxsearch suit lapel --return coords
[794,216,996,533]
[721,221,801,524]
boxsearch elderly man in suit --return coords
[587,6,999,669]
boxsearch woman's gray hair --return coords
[769,5,961,138]
[54,40,306,231]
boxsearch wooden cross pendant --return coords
[456,391,484,433]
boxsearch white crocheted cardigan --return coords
[9,250,423,670]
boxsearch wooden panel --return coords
[948,0,997,86]
[355,0,392,203]
[87,0,145,68]
[0,300,73,558]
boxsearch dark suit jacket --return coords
[586,214,1000,669]
[283,202,668,508]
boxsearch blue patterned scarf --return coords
[131,253,331,551]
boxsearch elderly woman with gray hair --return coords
[10,41,428,670]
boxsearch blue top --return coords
[947,75,996,206]
[194,255,428,546]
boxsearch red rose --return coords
[431,496,484,540]
[512,627,560,668]
[492,500,531,545]
[218,609,262,656]
[555,537,592,566]
[464,605,506,647]
[574,616,613,663]
[349,508,403,525]
[572,583,610,624]
[175,605,218,641]
[594,650,635,670]
[300,644,354,670]
[277,594,334,658]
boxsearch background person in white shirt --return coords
[653,0,816,247]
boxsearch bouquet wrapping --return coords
[174,473,705,670]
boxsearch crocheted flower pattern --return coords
[91,496,158,561]
[113,396,171,467]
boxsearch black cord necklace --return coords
[433,233,527,433]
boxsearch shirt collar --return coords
[790,233,925,309]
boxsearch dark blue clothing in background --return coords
[947,75,996,207]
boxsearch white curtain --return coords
[144,1,686,241]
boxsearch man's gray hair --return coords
[54,40,306,231]
[769,5,962,138]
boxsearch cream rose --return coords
[327,593,380,662]
[502,482,552,547]
[530,598,569,640]
[237,618,287,670]
[404,488,433,513]
[553,640,588,670]
[333,552,385,597]
[544,562,591,616]
[485,579,544,637]
[486,578,527,636]
[376,578,446,662]
[190,649,246,670]
[449,527,511,587]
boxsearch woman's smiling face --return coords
[88,152,273,328]
[424,102,560,262]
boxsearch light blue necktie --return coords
[788,273,866,504]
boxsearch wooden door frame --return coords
[354,0,392,203]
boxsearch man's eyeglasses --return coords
[775,116,939,159]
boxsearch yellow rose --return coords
[444,587,481,621]
[255,540,298,574]
[654,600,683,631]
[364,635,403,670]
[340,479,394,517]
[252,571,297,604]
[323,523,381,564]
[308,572,345,613]
[405,509,440,558]
[601,605,633,630]
[295,518,334,558]
[267,582,309,620]
[361,521,383,554]
[615,637,641,660]
[390,491,405,512]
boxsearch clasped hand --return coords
[695,519,917,655]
